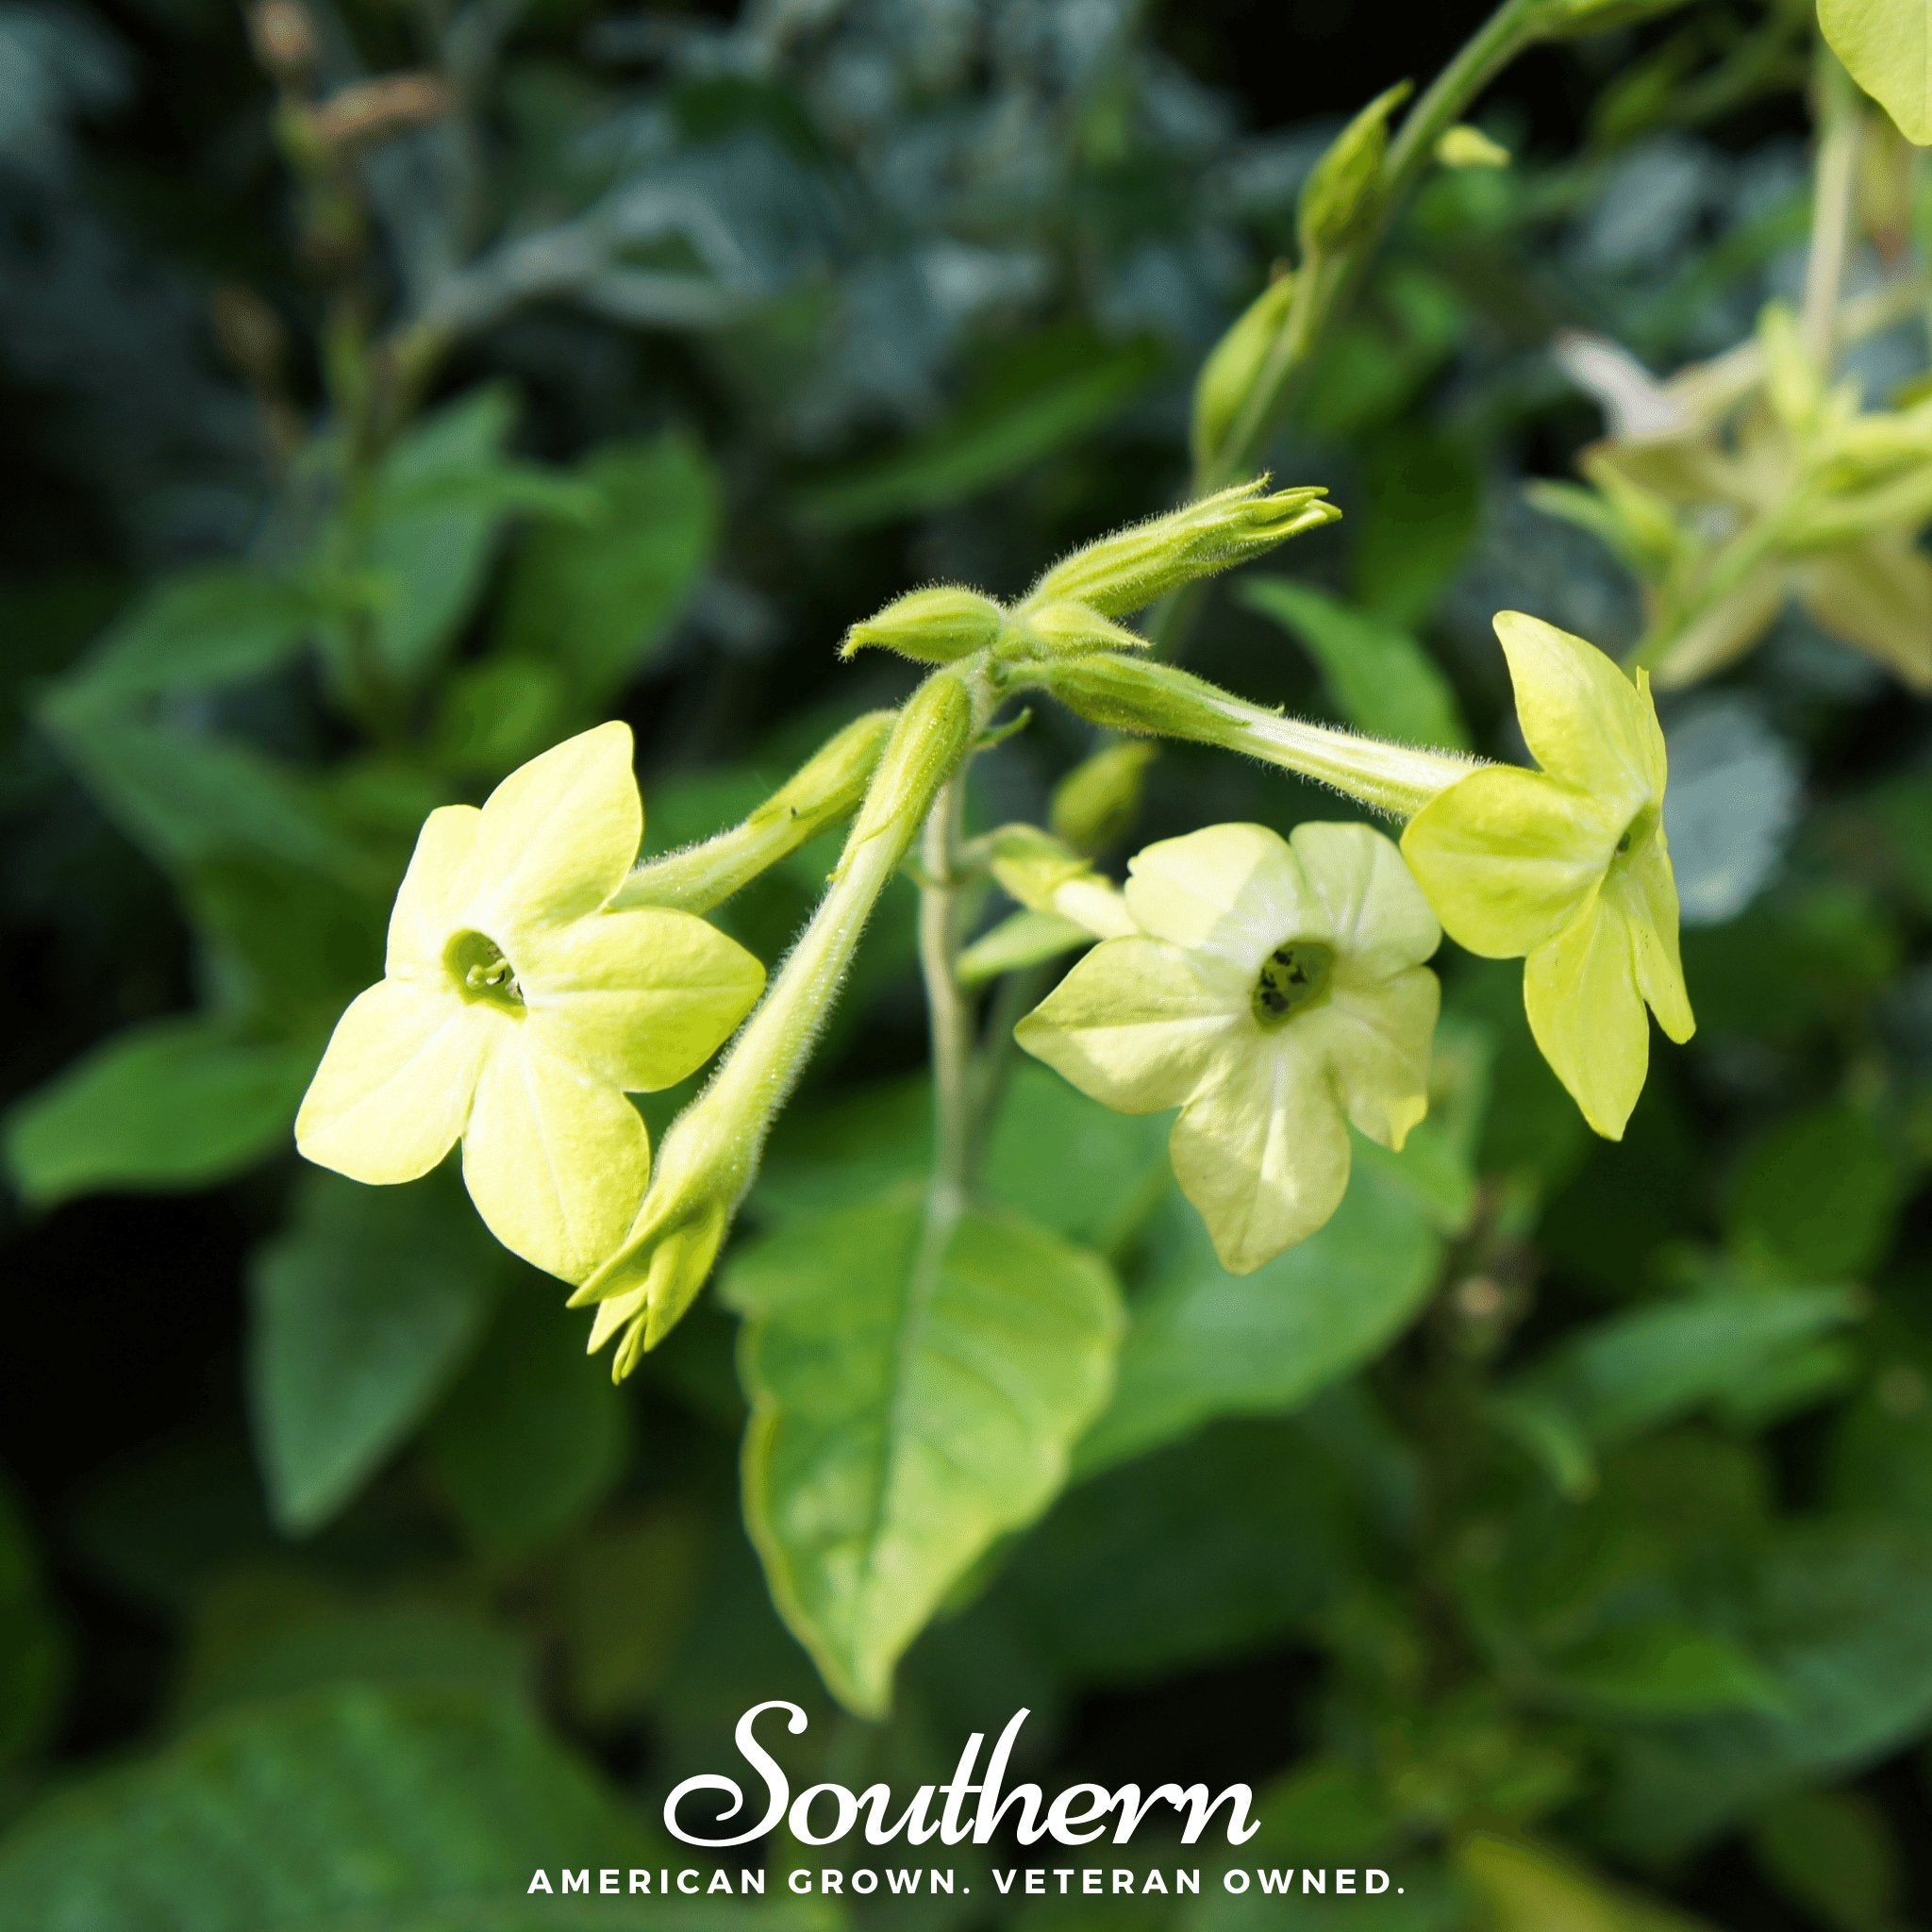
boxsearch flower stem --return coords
[1801,42,1861,373]
[919,773,977,1213]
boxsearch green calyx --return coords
[1250,939,1334,1027]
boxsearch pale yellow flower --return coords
[1017,821,1441,1274]
[1401,612,1693,1140]
[296,723,764,1281]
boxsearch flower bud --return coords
[1298,82,1411,259]
[1436,124,1510,169]
[617,709,896,914]
[1050,740,1157,854]
[1024,479,1338,620]
[248,0,316,86]
[997,599,1147,661]
[841,587,1006,664]
[1192,272,1296,471]
[988,824,1091,913]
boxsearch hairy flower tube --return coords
[295,723,765,1281]
[1401,612,1693,1139]
[1017,821,1441,1273]
[1020,610,1693,1139]
[573,671,978,1374]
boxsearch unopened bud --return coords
[998,599,1147,660]
[310,74,453,154]
[249,0,316,85]
[1436,124,1509,169]
[841,586,1005,664]
[987,825,1133,940]
[1024,479,1338,620]
[1192,271,1295,471]
[1050,740,1157,854]
[1298,82,1410,259]
[988,824,1091,913]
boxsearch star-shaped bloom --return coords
[1015,821,1441,1274]
[296,722,765,1282]
[1401,611,1694,1141]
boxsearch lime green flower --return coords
[1401,612,1693,1141]
[1016,821,1441,1274]
[296,722,765,1281]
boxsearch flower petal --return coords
[1402,765,1616,958]
[462,722,642,945]
[1493,609,1657,809]
[1124,823,1324,972]
[461,1034,652,1282]
[295,979,490,1182]
[1524,897,1649,1140]
[386,805,481,983]
[1016,936,1243,1114]
[1289,820,1441,983]
[1609,835,1695,1044]
[1169,1044,1352,1274]
[1794,536,1932,691]
[523,908,765,1091]
[1301,968,1439,1150]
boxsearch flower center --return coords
[445,929,524,1011]
[1251,939,1334,1029]
[1615,801,1660,859]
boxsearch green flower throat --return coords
[1251,940,1334,1028]
[446,930,524,1012]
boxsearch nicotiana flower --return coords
[1400,611,1694,1140]
[295,722,765,1282]
[1016,821,1441,1274]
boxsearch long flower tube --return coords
[570,670,978,1374]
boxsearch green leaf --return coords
[361,388,586,682]
[758,1063,1169,1252]
[58,568,318,709]
[800,334,1163,528]
[1544,1623,1784,1717]
[0,1469,64,1771]
[6,1018,318,1207]
[248,1172,507,1533]
[425,1285,629,1556]
[1749,1787,1901,1932]
[993,1417,1358,1681]
[498,433,717,706]
[1726,1102,1905,1279]
[42,708,368,882]
[173,1572,532,1726]
[1355,428,1481,630]
[1600,1526,1932,1857]
[1492,1279,1861,1494]
[1820,0,1932,144]
[1239,576,1470,749]
[1076,1156,1442,1475]
[726,1187,1122,1715]
[1457,1834,1713,1932]
[0,1684,817,1931]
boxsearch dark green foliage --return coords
[2,0,1929,1926]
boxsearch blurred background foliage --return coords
[2,0,1931,1926]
